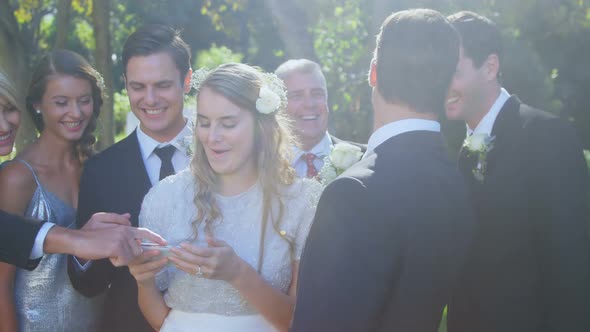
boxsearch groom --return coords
[445,11,590,332]
[291,9,474,331]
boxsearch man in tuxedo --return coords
[445,11,590,332]
[291,9,474,331]
[0,210,163,270]
[275,59,365,178]
[68,24,193,332]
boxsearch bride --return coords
[128,63,322,331]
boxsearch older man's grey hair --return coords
[275,59,327,94]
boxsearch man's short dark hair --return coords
[374,9,459,115]
[447,11,503,69]
[122,24,191,82]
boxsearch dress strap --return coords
[16,159,43,188]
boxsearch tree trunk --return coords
[0,0,35,152]
[92,0,115,151]
[54,0,72,49]
[262,0,317,60]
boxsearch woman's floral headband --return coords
[190,67,287,115]
[89,68,106,93]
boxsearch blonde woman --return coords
[128,63,322,331]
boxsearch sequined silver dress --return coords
[13,160,103,332]
[139,169,322,331]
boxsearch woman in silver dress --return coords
[0,50,104,331]
[128,63,323,331]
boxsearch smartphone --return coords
[140,243,172,257]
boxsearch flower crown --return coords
[190,66,287,115]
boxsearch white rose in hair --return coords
[256,86,281,114]
[330,143,363,170]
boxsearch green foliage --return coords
[194,43,244,69]
[73,17,95,50]
[501,36,557,112]
[312,0,372,142]
[584,150,590,170]
[71,0,91,16]
[113,89,130,137]
[201,0,244,32]
[13,0,45,24]
[4,0,590,148]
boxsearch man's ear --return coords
[183,68,193,94]
[369,60,377,87]
[483,54,500,81]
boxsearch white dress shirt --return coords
[364,119,441,158]
[30,222,55,259]
[292,132,333,178]
[136,120,193,186]
[466,88,510,137]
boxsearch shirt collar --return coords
[293,132,333,161]
[467,88,510,136]
[136,118,193,162]
[365,119,440,156]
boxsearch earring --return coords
[36,109,41,114]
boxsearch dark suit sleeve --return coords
[530,118,590,331]
[67,162,116,297]
[0,210,44,270]
[291,177,388,331]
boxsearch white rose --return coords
[330,142,363,170]
[256,86,281,114]
[465,133,494,153]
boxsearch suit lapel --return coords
[116,131,152,226]
[484,95,522,176]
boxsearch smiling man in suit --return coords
[445,11,590,332]
[291,9,474,331]
[67,24,193,332]
[275,59,365,178]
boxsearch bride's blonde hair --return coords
[190,63,297,261]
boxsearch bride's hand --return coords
[169,238,245,283]
[128,250,168,287]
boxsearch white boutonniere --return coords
[318,142,364,185]
[463,133,495,182]
[179,135,193,157]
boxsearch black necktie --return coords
[154,145,176,181]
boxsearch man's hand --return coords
[44,212,166,266]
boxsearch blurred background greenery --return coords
[1,0,589,160]
[1,1,588,329]
[4,0,587,240]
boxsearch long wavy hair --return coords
[191,63,297,264]
[26,49,103,162]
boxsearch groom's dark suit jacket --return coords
[0,210,43,269]
[448,96,590,332]
[67,131,155,332]
[291,130,475,332]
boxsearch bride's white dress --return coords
[139,169,322,332]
